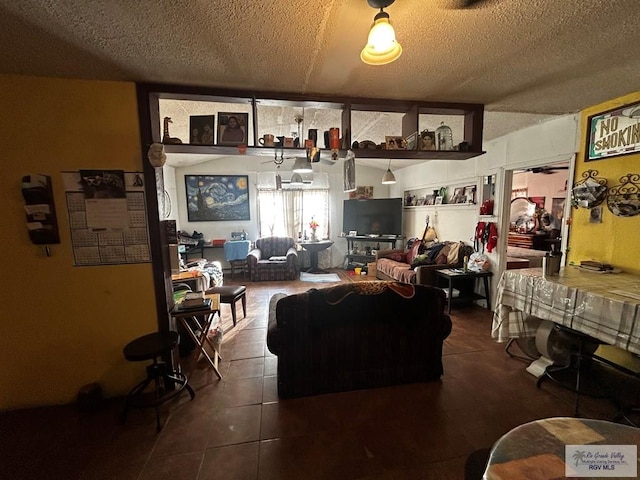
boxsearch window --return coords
[257,189,329,240]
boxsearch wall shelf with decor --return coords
[403,183,478,208]
[139,83,485,162]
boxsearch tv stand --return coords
[343,235,403,268]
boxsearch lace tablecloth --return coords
[492,267,640,354]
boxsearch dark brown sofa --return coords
[266,281,451,398]
[375,241,474,286]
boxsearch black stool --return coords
[122,331,195,431]
[206,285,246,326]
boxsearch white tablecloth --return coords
[492,267,640,354]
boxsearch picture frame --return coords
[348,230,358,237]
[184,174,249,221]
[405,132,418,151]
[586,100,640,162]
[349,185,374,199]
[464,185,477,204]
[217,112,249,146]
[419,130,436,151]
[452,187,466,204]
[189,115,215,145]
[385,136,406,150]
[434,196,443,205]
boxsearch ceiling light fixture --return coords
[381,159,396,184]
[290,172,304,186]
[292,157,313,173]
[361,0,402,66]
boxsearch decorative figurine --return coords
[162,117,183,144]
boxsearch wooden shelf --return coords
[163,144,485,161]
[140,83,485,162]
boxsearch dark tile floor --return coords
[1,274,636,480]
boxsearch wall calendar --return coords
[62,171,151,266]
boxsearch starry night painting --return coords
[185,175,249,221]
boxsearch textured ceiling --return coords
[1,0,638,166]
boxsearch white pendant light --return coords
[361,1,402,66]
[290,172,304,186]
[292,157,312,173]
[381,159,396,184]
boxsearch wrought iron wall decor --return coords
[607,173,640,217]
[571,169,608,209]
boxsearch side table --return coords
[298,240,334,273]
[170,293,222,379]
[434,268,492,315]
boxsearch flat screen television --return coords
[343,198,403,236]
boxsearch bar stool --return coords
[206,285,246,326]
[122,331,195,431]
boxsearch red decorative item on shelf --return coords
[480,200,494,215]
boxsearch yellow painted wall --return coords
[568,91,640,274]
[0,75,157,409]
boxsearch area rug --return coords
[300,272,341,283]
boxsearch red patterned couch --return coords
[375,241,474,286]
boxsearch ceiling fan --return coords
[527,165,570,175]
[438,0,497,8]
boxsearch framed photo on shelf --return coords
[189,115,215,145]
[434,196,443,205]
[419,130,436,151]
[217,112,248,146]
[385,136,406,150]
[464,185,477,204]
[184,174,249,221]
[348,230,358,237]
[405,132,418,150]
[452,187,466,204]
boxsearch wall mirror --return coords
[510,197,537,232]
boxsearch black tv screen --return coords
[343,198,403,236]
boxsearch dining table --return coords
[492,267,640,355]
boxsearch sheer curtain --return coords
[257,188,329,240]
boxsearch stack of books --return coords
[579,260,614,272]
[183,291,206,308]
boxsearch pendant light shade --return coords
[290,172,304,186]
[361,9,402,66]
[292,157,312,173]
[381,159,396,184]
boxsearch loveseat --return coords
[247,236,298,281]
[376,241,474,286]
[266,281,451,398]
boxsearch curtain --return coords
[257,189,329,240]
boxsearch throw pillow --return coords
[268,256,288,262]
[435,244,452,264]
[406,240,423,265]
[411,253,432,268]
[386,252,406,262]
[447,242,461,264]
